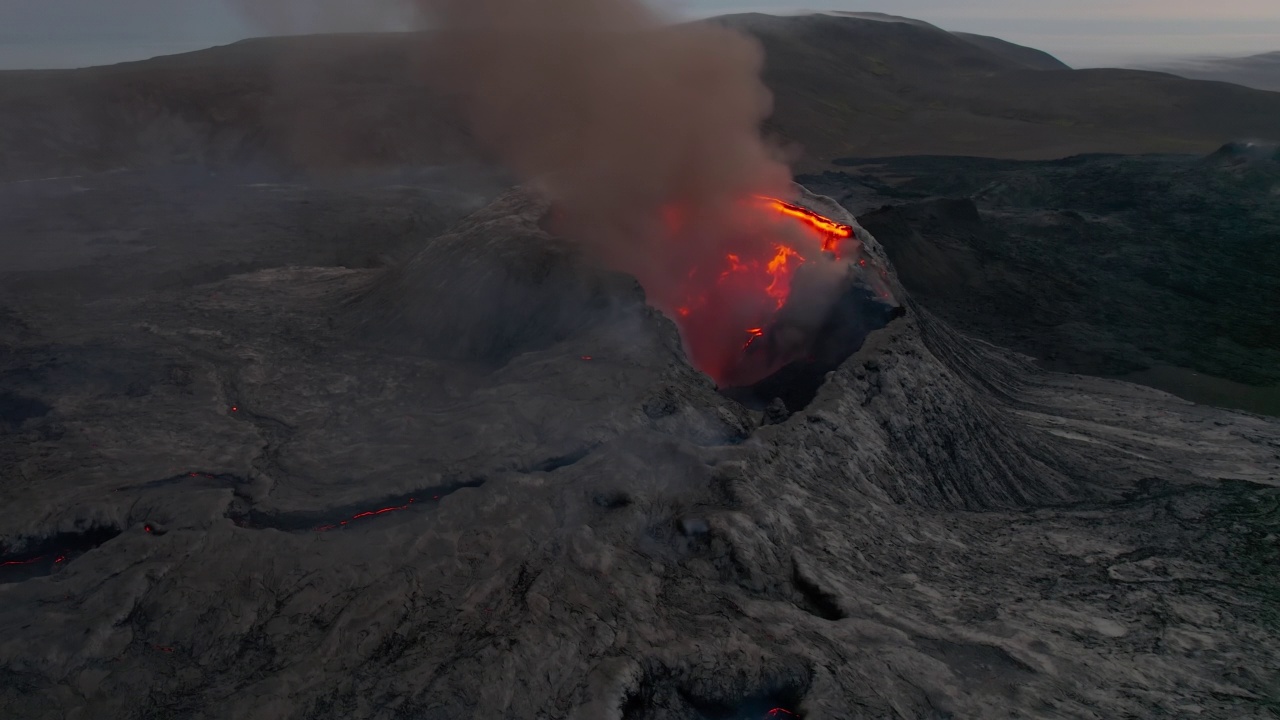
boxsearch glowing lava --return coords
[662,195,861,387]
[0,557,46,568]
[315,498,419,532]
[756,196,854,253]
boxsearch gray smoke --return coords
[410,0,797,305]
[231,0,825,383]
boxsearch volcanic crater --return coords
[1,171,1277,719]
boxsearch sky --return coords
[0,0,1278,70]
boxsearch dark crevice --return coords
[511,563,538,605]
[722,285,905,413]
[0,391,50,430]
[792,564,847,621]
[680,685,808,720]
[0,526,122,584]
[593,491,633,510]
[621,664,810,720]
[117,471,250,493]
[526,444,596,473]
[709,430,750,447]
[226,479,484,532]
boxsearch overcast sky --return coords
[1,0,1278,70]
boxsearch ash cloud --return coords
[234,0,841,385]
[411,0,795,271]
[410,0,828,384]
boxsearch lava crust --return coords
[0,182,1276,720]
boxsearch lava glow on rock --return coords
[664,195,860,387]
[757,196,854,252]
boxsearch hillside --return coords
[3,14,1280,180]
[1138,51,1280,93]
[0,34,475,182]
[719,13,1280,169]
[804,12,1070,70]
[800,145,1280,413]
[950,31,1070,70]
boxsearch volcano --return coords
[1,174,1278,720]
[538,185,903,404]
[691,192,904,409]
[667,193,899,391]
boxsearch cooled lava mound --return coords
[0,183,1277,719]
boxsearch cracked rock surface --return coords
[1,174,1278,719]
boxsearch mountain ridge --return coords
[1,14,1278,181]
[1137,51,1280,93]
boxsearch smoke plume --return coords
[232,0,834,385]
[411,0,818,381]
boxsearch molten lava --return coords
[756,196,854,253]
[663,195,863,387]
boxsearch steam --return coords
[414,0,791,218]
[411,0,820,380]
[232,0,837,385]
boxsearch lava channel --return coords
[227,480,484,533]
[0,526,123,584]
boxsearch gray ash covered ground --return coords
[800,144,1280,414]
[1,171,1278,718]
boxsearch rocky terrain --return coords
[5,13,1280,183]
[800,143,1280,416]
[3,13,1280,719]
[2,173,1278,719]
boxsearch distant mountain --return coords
[0,34,477,183]
[818,11,1070,70]
[720,13,1280,169]
[807,148,1280,398]
[2,14,1279,181]
[813,10,939,29]
[1138,52,1280,93]
[950,32,1070,70]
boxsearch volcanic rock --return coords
[0,182,1277,719]
[722,185,903,410]
[761,398,790,425]
[344,188,639,364]
[815,150,1280,415]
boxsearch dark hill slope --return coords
[1140,51,1280,93]
[0,34,473,182]
[717,13,1280,168]
[801,147,1280,410]
[2,15,1280,180]
[951,31,1070,70]
[816,12,1071,70]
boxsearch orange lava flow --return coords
[663,195,859,387]
[755,196,854,253]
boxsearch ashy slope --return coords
[1,183,1277,719]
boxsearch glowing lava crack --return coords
[0,526,123,584]
[227,480,485,533]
